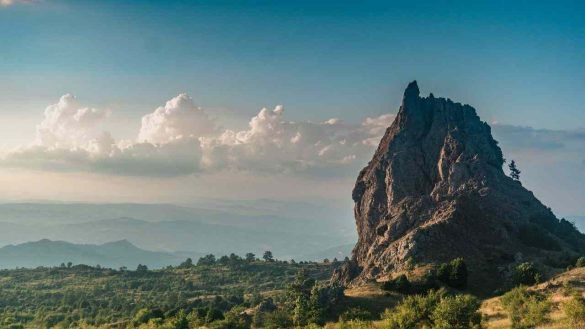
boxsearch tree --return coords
[263,251,274,262]
[167,310,189,329]
[514,262,539,286]
[136,264,148,272]
[449,258,468,289]
[197,254,216,266]
[509,160,521,181]
[437,258,468,289]
[179,258,193,268]
[245,253,256,262]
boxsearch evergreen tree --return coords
[263,251,274,262]
[509,160,521,181]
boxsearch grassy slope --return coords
[481,267,585,329]
[324,268,585,329]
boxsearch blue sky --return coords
[1,0,584,127]
[0,0,583,216]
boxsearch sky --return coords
[0,0,583,216]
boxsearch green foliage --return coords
[431,294,482,329]
[576,257,585,268]
[509,160,521,181]
[133,308,164,326]
[437,258,468,289]
[336,319,375,329]
[163,310,188,329]
[513,262,540,286]
[178,258,193,268]
[0,258,332,328]
[500,286,551,329]
[197,254,216,266]
[263,250,275,262]
[383,289,481,329]
[562,296,585,328]
[339,307,373,322]
[381,274,412,294]
[260,309,294,329]
[383,289,445,329]
[245,253,256,262]
[280,269,343,326]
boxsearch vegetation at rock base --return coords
[562,295,585,328]
[500,286,551,328]
[513,262,541,286]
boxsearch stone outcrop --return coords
[333,81,585,294]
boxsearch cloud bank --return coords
[2,93,583,181]
[1,94,394,177]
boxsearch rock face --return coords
[334,81,585,294]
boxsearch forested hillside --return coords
[0,255,335,328]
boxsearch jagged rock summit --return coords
[334,81,585,294]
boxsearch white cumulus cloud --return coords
[0,93,395,177]
[35,94,109,149]
[138,93,216,144]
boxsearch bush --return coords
[437,258,468,289]
[563,296,585,328]
[576,257,585,268]
[513,262,540,286]
[383,289,445,329]
[431,294,482,329]
[500,286,550,329]
[262,309,293,329]
[381,275,412,294]
[339,307,373,321]
[336,319,374,329]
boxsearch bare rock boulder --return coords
[333,81,585,295]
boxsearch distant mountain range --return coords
[0,201,357,261]
[0,239,195,269]
[0,239,355,269]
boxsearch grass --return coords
[481,267,585,328]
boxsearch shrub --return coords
[383,289,446,329]
[431,294,482,329]
[513,262,540,286]
[133,308,164,326]
[262,309,294,329]
[576,257,585,268]
[336,319,374,329]
[437,258,468,289]
[339,307,373,322]
[382,275,412,294]
[562,296,585,328]
[500,286,550,329]
[449,258,468,289]
[209,307,250,329]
